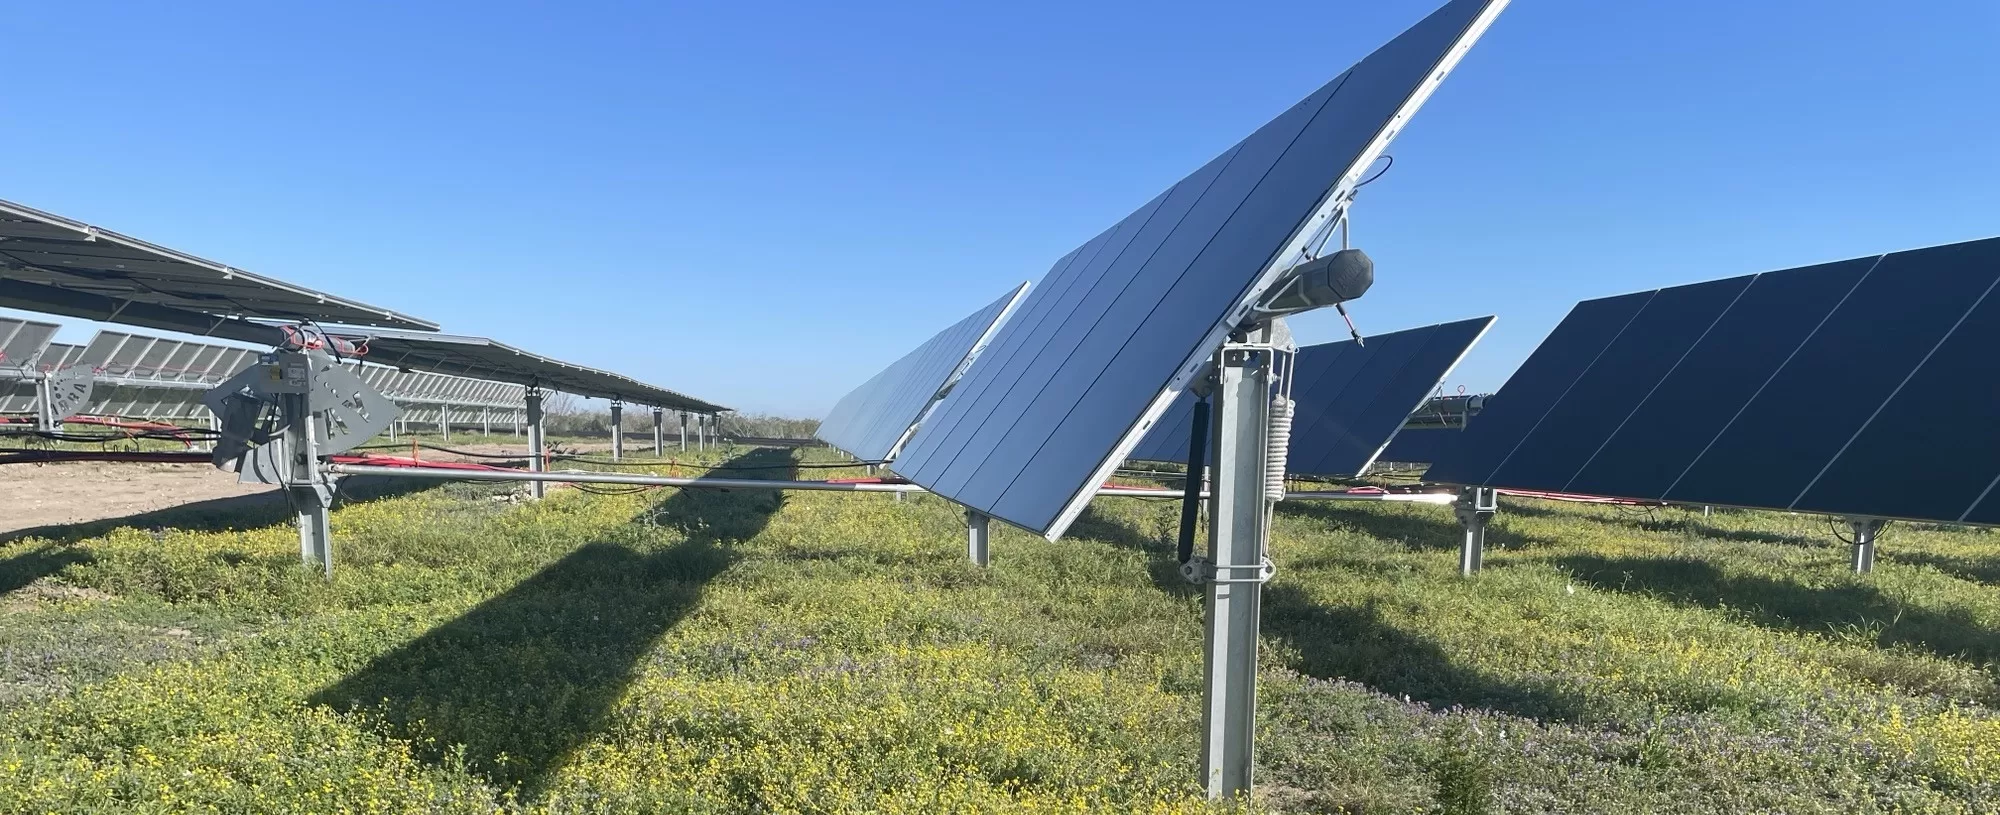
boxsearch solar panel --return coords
[890,0,1507,538]
[0,317,58,371]
[1126,316,1492,476]
[329,327,727,413]
[0,198,436,330]
[817,283,1029,462]
[1425,236,2000,527]
[1376,426,1464,465]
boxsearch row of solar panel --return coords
[0,317,531,422]
[1425,236,2000,527]
[814,0,1505,539]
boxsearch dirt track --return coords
[0,462,275,536]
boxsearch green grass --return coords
[2,446,1999,812]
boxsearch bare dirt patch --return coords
[0,462,275,536]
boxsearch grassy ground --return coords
[2,446,1998,812]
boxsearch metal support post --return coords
[699,414,708,451]
[441,404,451,441]
[34,374,53,432]
[1848,517,1885,574]
[1190,324,1280,800]
[526,389,547,500]
[967,511,991,567]
[679,411,689,451]
[482,407,491,437]
[281,391,334,574]
[652,408,665,456]
[1454,486,1498,576]
[610,402,624,461]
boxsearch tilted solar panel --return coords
[891,0,1508,538]
[1426,236,2000,526]
[816,283,1029,462]
[1126,317,1492,476]
[0,317,58,370]
[0,198,436,330]
[1376,427,1464,465]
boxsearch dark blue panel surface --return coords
[1124,317,1491,478]
[814,283,1027,461]
[1566,258,1877,499]
[1666,243,1999,509]
[1125,391,1200,464]
[1484,276,1755,490]
[1298,316,1493,476]
[1424,291,1654,485]
[1378,427,1464,465]
[891,0,1503,537]
[1792,239,2000,520]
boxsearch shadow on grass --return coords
[1885,551,2000,587]
[0,476,441,546]
[1276,499,1552,553]
[309,449,795,797]
[1262,585,1590,722]
[0,545,92,595]
[1067,506,1199,597]
[1499,500,1829,549]
[1560,553,2000,663]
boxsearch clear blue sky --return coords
[2,1,1994,416]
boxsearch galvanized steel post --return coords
[1849,517,1885,573]
[1194,324,1279,800]
[526,389,547,500]
[652,408,665,456]
[610,402,623,461]
[967,511,991,567]
[1455,486,1498,576]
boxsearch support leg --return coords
[653,408,664,457]
[967,511,991,567]
[1848,517,1885,574]
[1455,487,1498,576]
[441,405,451,441]
[1194,329,1278,801]
[279,389,334,575]
[483,408,491,437]
[610,403,624,461]
[680,411,689,452]
[526,390,547,500]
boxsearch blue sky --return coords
[2,0,1994,416]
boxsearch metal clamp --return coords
[1180,556,1276,586]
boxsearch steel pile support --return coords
[610,403,624,461]
[281,391,334,574]
[967,511,991,567]
[1849,517,1885,574]
[526,389,547,500]
[441,404,451,441]
[652,408,665,456]
[679,411,689,451]
[1191,326,1279,800]
[1455,486,1498,576]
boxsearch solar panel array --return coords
[331,327,725,414]
[0,199,436,330]
[1126,316,1492,476]
[890,0,1506,538]
[1426,236,2000,526]
[817,283,1029,462]
[0,317,59,371]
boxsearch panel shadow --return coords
[1276,499,1549,552]
[1560,554,2000,664]
[1262,585,1589,722]
[308,449,794,797]
[1065,505,1200,598]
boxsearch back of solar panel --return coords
[1426,235,2000,526]
[1126,316,1492,477]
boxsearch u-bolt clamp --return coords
[1180,556,1277,586]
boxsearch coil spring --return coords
[1266,395,1293,502]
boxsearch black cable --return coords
[1177,398,1209,565]
[1355,154,1394,188]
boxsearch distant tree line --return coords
[535,395,818,440]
